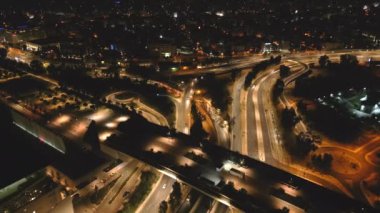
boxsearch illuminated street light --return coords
[105,122,117,128]
[116,116,129,122]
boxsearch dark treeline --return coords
[299,101,363,142]
[196,73,232,114]
[294,59,379,99]
[293,55,379,141]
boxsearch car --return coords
[162,184,167,189]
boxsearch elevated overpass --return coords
[1,88,376,212]
[102,116,375,213]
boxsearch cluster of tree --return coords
[318,55,330,68]
[0,76,48,98]
[83,120,100,151]
[121,171,157,213]
[293,55,376,141]
[296,100,307,113]
[196,73,232,113]
[0,57,30,75]
[340,54,359,66]
[230,68,241,81]
[311,153,333,171]
[190,104,208,141]
[169,181,182,210]
[90,178,117,204]
[272,79,285,99]
[279,65,291,78]
[159,201,168,213]
[244,55,282,89]
[302,103,362,142]
[244,68,260,89]
[0,48,7,60]
[295,132,318,157]
[30,60,45,74]
[219,180,254,210]
[295,54,377,99]
[281,107,299,129]
[188,189,200,206]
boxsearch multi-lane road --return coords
[3,49,380,212]
[174,49,380,206]
[135,174,174,213]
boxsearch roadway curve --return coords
[243,50,380,204]
[105,91,169,127]
[278,57,380,204]
[244,60,353,196]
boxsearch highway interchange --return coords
[101,49,380,212]
[2,49,380,212]
[179,50,380,207]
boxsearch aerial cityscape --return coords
[0,0,379,212]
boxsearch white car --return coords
[162,184,167,189]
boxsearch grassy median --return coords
[119,170,158,213]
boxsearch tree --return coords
[273,79,285,98]
[0,48,7,60]
[190,105,208,141]
[230,69,240,80]
[295,132,317,156]
[281,107,299,128]
[83,120,100,151]
[340,54,358,66]
[318,55,330,68]
[30,60,45,73]
[169,182,181,208]
[224,181,235,193]
[238,188,248,198]
[273,55,282,64]
[296,100,307,113]
[46,64,56,75]
[279,65,291,78]
[244,69,258,89]
[189,189,199,206]
[280,207,290,213]
[159,201,168,213]
[311,153,333,170]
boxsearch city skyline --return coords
[0,1,379,213]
